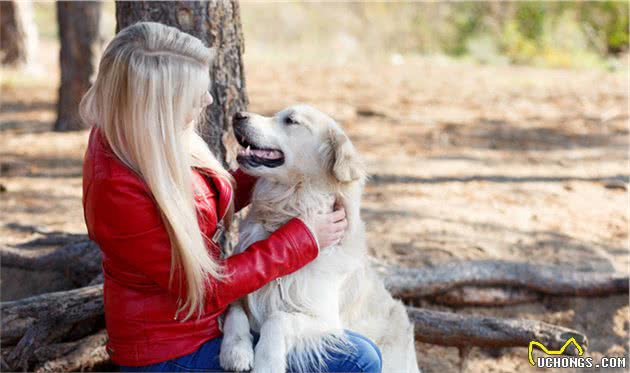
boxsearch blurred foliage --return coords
[241,1,628,69]
[445,1,629,68]
[30,1,628,69]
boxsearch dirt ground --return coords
[1,46,628,372]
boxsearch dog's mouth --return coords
[235,132,285,168]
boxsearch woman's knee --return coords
[344,332,382,373]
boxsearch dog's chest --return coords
[244,193,354,325]
[255,193,335,233]
[247,247,350,329]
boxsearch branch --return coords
[1,284,103,345]
[1,285,104,370]
[382,260,629,299]
[409,307,587,353]
[0,240,101,286]
[5,320,72,371]
[0,356,11,372]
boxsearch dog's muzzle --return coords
[233,122,285,168]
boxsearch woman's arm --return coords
[206,218,317,309]
[86,174,317,310]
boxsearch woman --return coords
[81,22,382,373]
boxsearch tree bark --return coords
[431,286,541,307]
[54,1,102,131]
[0,1,37,67]
[115,0,248,162]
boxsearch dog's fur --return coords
[219,105,419,373]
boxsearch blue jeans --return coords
[119,330,381,373]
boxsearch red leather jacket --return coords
[82,127,319,366]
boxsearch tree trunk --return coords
[54,1,102,132]
[0,0,37,67]
[115,0,248,162]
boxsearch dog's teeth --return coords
[238,146,282,160]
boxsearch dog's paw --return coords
[219,338,254,372]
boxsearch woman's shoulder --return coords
[84,166,162,240]
[84,127,151,194]
[83,128,160,236]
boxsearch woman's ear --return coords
[325,127,366,183]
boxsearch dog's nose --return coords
[233,112,249,125]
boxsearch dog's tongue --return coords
[239,146,282,160]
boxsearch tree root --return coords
[409,307,587,353]
[2,242,627,371]
[382,260,629,300]
[0,284,103,344]
[0,240,101,286]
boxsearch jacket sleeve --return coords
[230,168,258,212]
[206,217,318,309]
[86,175,318,310]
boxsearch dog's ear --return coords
[324,126,366,183]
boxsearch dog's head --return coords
[232,104,365,186]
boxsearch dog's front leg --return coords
[219,301,254,372]
[253,312,290,373]
[253,311,291,373]
[253,311,339,373]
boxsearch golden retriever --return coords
[219,105,419,373]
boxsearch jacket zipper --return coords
[212,179,232,244]
[212,220,225,243]
[276,278,285,301]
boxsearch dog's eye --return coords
[284,116,299,126]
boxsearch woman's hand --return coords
[308,207,348,250]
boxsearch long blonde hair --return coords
[80,22,232,320]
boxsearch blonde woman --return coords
[81,22,381,372]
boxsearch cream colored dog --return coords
[219,105,419,373]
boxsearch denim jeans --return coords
[119,329,382,373]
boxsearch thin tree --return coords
[0,0,37,68]
[54,1,102,132]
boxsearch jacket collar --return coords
[195,168,232,221]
